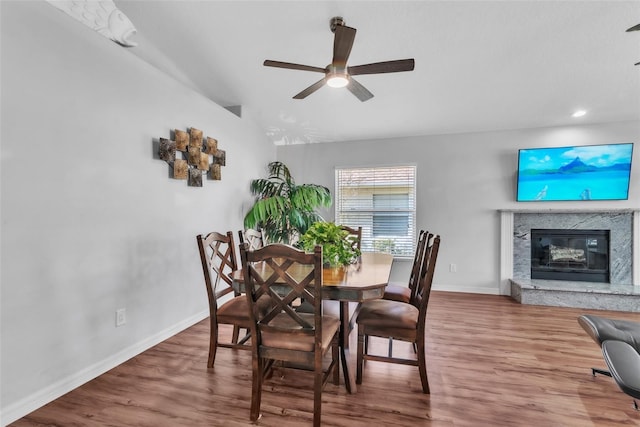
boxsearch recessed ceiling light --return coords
[572,110,587,118]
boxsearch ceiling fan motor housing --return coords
[326,64,349,87]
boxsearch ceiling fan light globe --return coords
[327,75,349,88]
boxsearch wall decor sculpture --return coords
[157,127,226,187]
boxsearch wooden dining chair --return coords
[196,231,252,368]
[378,229,427,357]
[356,233,441,393]
[340,225,362,251]
[239,243,340,427]
[238,228,264,251]
[383,229,427,304]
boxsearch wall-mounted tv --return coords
[517,143,634,202]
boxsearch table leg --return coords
[340,301,350,350]
[339,301,357,394]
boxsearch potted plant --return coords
[244,162,332,245]
[299,221,361,268]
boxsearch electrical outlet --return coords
[449,263,457,273]
[116,308,126,327]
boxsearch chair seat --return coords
[357,299,418,330]
[217,296,252,326]
[262,313,340,352]
[578,314,640,353]
[383,284,412,304]
[218,294,273,326]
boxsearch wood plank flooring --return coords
[10,291,640,426]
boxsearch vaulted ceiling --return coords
[116,1,640,145]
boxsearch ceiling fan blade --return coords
[626,23,640,32]
[348,59,415,76]
[293,78,327,99]
[346,78,374,102]
[264,60,326,73]
[332,25,356,67]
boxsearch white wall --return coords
[0,2,274,424]
[277,121,640,293]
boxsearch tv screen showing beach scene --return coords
[517,143,634,202]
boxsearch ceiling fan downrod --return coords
[330,16,345,33]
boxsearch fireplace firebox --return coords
[530,229,610,283]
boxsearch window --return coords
[335,166,416,257]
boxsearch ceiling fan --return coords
[263,17,415,102]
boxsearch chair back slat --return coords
[414,234,441,325]
[407,229,428,301]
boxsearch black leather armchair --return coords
[578,314,640,410]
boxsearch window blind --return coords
[335,166,416,257]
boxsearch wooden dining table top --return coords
[231,252,394,302]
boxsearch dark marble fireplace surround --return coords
[501,209,640,312]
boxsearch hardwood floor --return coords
[10,291,640,426]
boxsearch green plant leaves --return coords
[299,221,361,267]
[244,162,332,245]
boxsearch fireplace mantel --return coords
[499,209,640,295]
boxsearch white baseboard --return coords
[1,310,209,427]
[432,283,501,295]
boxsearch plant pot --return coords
[323,266,346,285]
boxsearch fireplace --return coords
[499,209,640,312]
[500,209,638,293]
[530,229,610,283]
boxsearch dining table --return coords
[231,251,394,393]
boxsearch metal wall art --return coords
[158,127,226,187]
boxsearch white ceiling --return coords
[116,1,640,145]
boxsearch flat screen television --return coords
[516,143,633,202]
